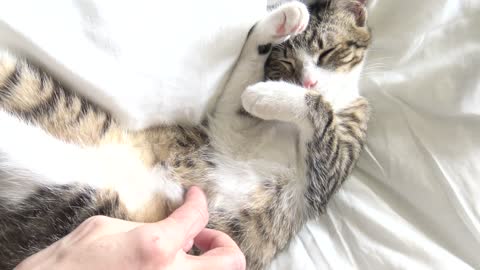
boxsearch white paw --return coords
[310,68,361,111]
[320,86,360,111]
[241,81,308,122]
[257,2,310,44]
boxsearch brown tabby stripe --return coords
[0,62,20,101]
[304,93,369,213]
[100,113,113,135]
[0,57,115,143]
[0,185,128,270]
[17,81,62,121]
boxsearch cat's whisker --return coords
[366,58,394,65]
[364,62,390,71]
[367,65,388,70]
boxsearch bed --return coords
[0,0,479,269]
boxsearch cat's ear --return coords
[336,0,368,27]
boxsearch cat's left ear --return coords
[338,0,368,27]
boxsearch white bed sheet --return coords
[0,0,266,129]
[1,0,479,269]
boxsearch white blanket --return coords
[1,0,479,269]
[0,0,265,128]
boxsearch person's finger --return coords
[184,229,245,270]
[186,228,246,270]
[183,239,194,252]
[128,186,209,252]
[159,186,209,244]
[185,254,246,270]
[194,228,239,252]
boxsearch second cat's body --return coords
[0,1,371,269]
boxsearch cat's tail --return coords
[0,50,53,115]
[0,50,115,144]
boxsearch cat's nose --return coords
[303,79,318,89]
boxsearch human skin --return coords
[15,187,246,270]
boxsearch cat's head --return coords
[265,0,371,89]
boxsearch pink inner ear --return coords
[348,2,367,27]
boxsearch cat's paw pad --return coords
[241,81,307,122]
[273,2,309,39]
[258,2,310,44]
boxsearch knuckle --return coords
[84,215,110,230]
[73,215,110,236]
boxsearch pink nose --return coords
[303,79,318,89]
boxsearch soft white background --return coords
[1,0,479,269]
[0,0,266,128]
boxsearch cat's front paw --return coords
[272,2,310,41]
[319,86,360,112]
[241,81,308,122]
[257,2,310,45]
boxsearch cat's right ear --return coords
[335,0,368,27]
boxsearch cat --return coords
[0,0,371,269]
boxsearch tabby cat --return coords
[0,0,371,269]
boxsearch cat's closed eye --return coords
[317,47,335,65]
[279,59,295,72]
[340,52,355,63]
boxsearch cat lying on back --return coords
[0,0,371,269]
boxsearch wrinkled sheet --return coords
[0,0,266,129]
[1,0,480,269]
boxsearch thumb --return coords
[128,186,209,252]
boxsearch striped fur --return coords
[0,54,113,145]
[265,0,372,82]
[0,1,371,269]
[304,93,369,213]
[0,185,128,268]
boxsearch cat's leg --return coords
[210,81,369,269]
[242,80,370,212]
[214,2,309,117]
[209,81,369,270]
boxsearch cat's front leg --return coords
[242,80,370,214]
[241,80,363,125]
[215,2,309,117]
[241,81,314,127]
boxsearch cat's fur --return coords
[0,1,371,269]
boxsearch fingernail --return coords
[183,239,194,252]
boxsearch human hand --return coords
[16,186,245,270]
